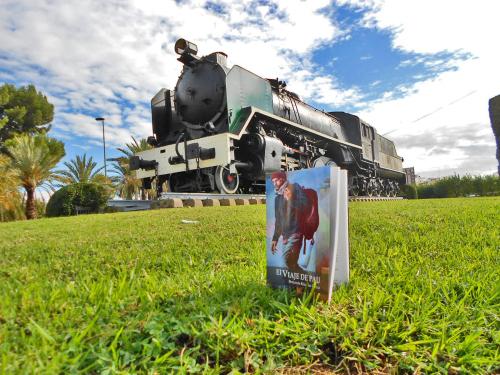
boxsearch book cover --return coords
[266,166,348,301]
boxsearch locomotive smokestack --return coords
[174,38,198,56]
[174,38,199,66]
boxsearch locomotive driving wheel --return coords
[366,179,376,197]
[373,179,382,197]
[349,177,360,196]
[391,182,399,197]
[215,165,240,194]
[386,181,394,197]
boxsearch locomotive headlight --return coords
[174,38,198,56]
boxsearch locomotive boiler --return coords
[130,38,405,196]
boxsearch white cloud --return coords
[289,70,362,107]
[0,0,348,149]
[365,0,498,58]
[359,57,498,175]
[1,0,498,176]
[349,0,500,175]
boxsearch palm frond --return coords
[55,153,105,185]
[4,133,65,219]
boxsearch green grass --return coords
[0,198,499,374]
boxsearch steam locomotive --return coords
[130,38,405,196]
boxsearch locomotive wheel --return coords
[389,181,397,197]
[366,179,376,197]
[350,183,360,197]
[215,165,239,194]
[391,182,399,197]
[350,178,360,196]
[382,180,392,197]
[374,180,382,197]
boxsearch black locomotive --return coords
[130,38,405,196]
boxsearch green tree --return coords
[5,133,65,219]
[117,137,151,158]
[0,154,23,221]
[461,175,474,196]
[111,162,141,199]
[112,137,152,199]
[432,175,462,198]
[417,183,435,199]
[401,183,418,199]
[417,174,499,199]
[473,175,485,196]
[483,174,500,195]
[56,154,104,185]
[0,84,54,146]
[0,89,8,130]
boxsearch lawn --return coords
[0,198,498,373]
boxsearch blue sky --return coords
[0,0,498,178]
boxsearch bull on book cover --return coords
[266,166,349,302]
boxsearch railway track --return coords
[108,195,402,211]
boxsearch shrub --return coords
[35,199,46,218]
[400,184,418,199]
[417,184,436,199]
[0,193,25,222]
[46,183,110,217]
[416,174,499,199]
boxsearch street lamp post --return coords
[95,117,107,178]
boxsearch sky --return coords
[1,0,498,178]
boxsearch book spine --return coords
[336,170,349,284]
[327,167,341,302]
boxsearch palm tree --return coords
[5,133,65,219]
[55,154,104,185]
[112,137,152,199]
[111,161,142,199]
[0,154,22,221]
[117,137,151,158]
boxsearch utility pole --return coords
[95,117,107,178]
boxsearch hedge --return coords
[46,183,110,217]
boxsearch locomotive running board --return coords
[229,106,363,150]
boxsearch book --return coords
[266,166,349,302]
